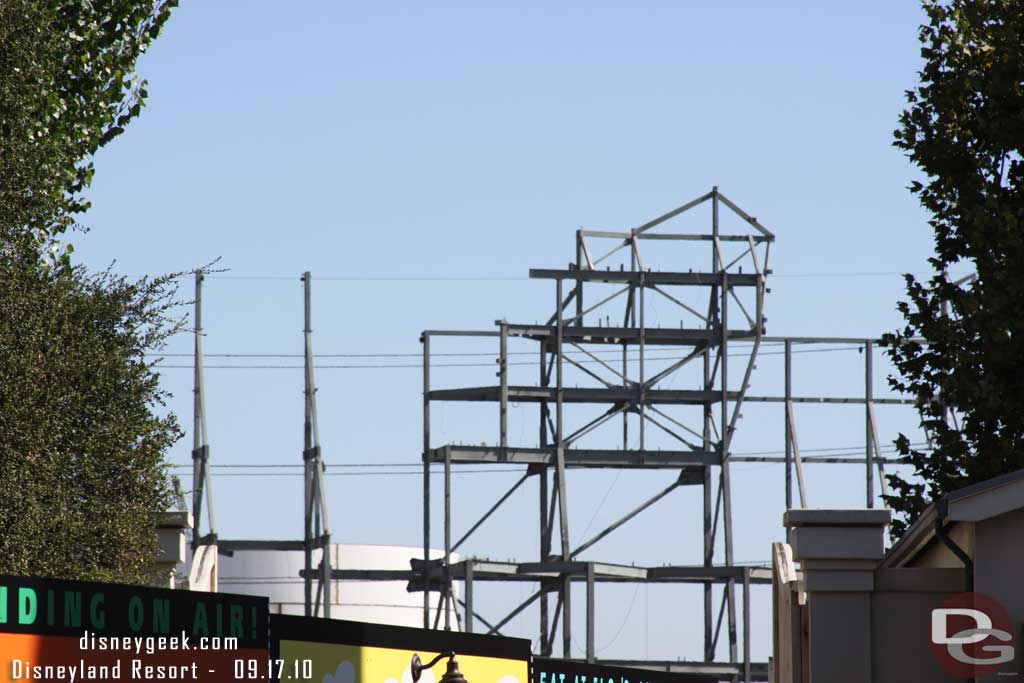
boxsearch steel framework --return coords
[184,191,919,682]
[190,271,333,616]
[396,189,911,681]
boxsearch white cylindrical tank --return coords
[216,544,461,630]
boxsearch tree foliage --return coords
[1,0,182,583]
[883,0,1024,538]
[1,0,177,239]
[0,250,184,583]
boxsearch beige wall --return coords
[912,522,974,569]
[974,508,1024,682]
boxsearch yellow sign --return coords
[279,641,528,683]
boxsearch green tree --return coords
[1,0,177,240]
[0,250,184,583]
[883,0,1024,538]
[1,0,183,583]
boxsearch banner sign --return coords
[532,658,718,683]
[272,615,532,683]
[0,574,268,682]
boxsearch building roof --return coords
[880,467,1024,568]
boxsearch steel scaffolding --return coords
[190,272,332,617]
[404,189,911,681]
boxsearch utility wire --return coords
[150,345,869,370]
[171,468,521,478]
[167,441,928,472]
[157,271,976,282]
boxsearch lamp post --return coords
[411,652,468,683]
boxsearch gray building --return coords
[773,468,1024,683]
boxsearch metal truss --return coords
[395,189,912,682]
[190,272,332,616]
[182,191,916,682]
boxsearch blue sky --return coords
[74,0,942,664]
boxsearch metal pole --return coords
[865,341,874,508]
[539,342,550,654]
[422,333,431,628]
[785,340,793,542]
[465,561,474,633]
[575,231,584,327]
[703,344,713,660]
[586,562,595,663]
[191,271,214,551]
[638,259,646,453]
[714,188,738,667]
[302,272,313,618]
[555,278,572,658]
[743,568,751,683]
[622,344,629,449]
[500,322,508,448]
[444,446,451,630]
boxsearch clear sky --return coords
[74,0,945,665]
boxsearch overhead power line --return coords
[149,345,868,370]
[166,441,928,475]
[155,271,976,282]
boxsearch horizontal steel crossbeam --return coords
[530,269,762,286]
[427,385,739,404]
[428,445,720,468]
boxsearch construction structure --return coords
[183,189,920,682]
[400,188,912,681]
[189,272,334,616]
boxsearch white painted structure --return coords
[216,544,461,629]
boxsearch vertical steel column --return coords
[444,445,452,630]
[586,562,596,663]
[743,568,751,683]
[703,344,713,661]
[638,260,646,452]
[622,344,629,449]
[500,322,508,448]
[575,230,585,327]
[422,333,431,628]
[714,188,739,667]
[302,273,313,618]
[302,272,331,619]
[784,340,793,542]
[555,278,572,658]
[865,341,874,508]
[191,271,215,551]
[465,560,474,633]
[539,343,551,653]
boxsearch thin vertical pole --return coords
[422,333,431,628]
[638,261,646,452]
[622,344,629,449]
[743,568,751,683]
[444,446,451,630]
[539,343,550,652]
[865,341,874,508]
[191,271,215,552]
[555,278,572,658]
[586,562,595,663]
[703,343,713,660]
[302,272,313,618]
[575,231,584,327]
[500,323,508,448]
[714,188,738,667]
[785,340,793,542]
[465,561,474,633]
